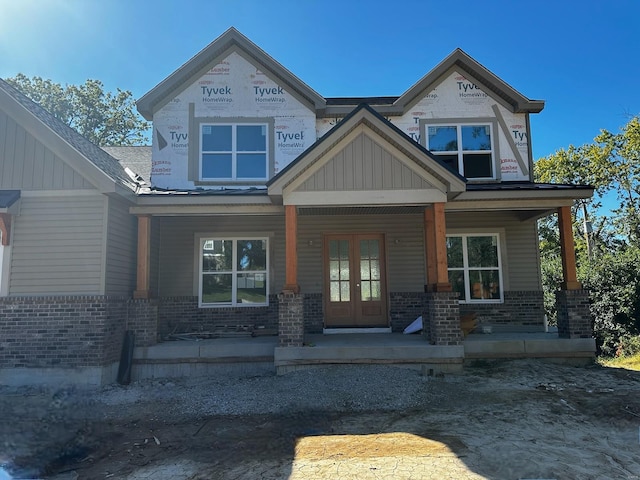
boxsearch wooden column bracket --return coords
[0,213,11,246]
[134,214,152,299]
[283,205,300,293]
[558,206,582,290]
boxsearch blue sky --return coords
[1,0,639,161]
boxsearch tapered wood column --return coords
[424,203,452,292]
[283,205,300,293]
[0,213,11,246]
[424,207,437,287]
[134,214,152,299]
[558,205,582,290]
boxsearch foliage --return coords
[598,350,640,371]
[6,74,149,146]
[535,115,640,355]
[578,247,640,356]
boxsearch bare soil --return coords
[3,359,640,479]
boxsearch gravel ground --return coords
[98,365,441,416]
[2,360,640,479]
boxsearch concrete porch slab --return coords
[464,332,596,359]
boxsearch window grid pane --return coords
[446,234,501,303]
[201,238,268,306]
[427,124,493,179]
[200,123,268,181]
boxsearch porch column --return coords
[133,214,151,299]
[0,213,11,246]
[556,206,592,338]
[283,205,300,293]
[424,203,452,292]
[557,206,581,290]
[279,205,304,347]
[424,203,460,345]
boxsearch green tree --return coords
[6,74,149,146]
[535,115,640,355]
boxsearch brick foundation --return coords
[556,289,592,338]
[424,291,461,346]
[390,292,428,332]
[0,296,128,369]
[459,291,544,329]
[127,299,159,347]
[156,295,279,339]
[278,292,304,347]
[303,293,323,333]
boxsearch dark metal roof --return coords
[0,78,135,191]
[0,190,20,208]
[326,97,399,106]
[465,182,594,192]
[143,187,269,197]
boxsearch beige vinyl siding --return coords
[298,213,425,293]
[0,108,93,190]
[299,133,431,191]
[157,216,285,297]
[9,194,105,295]
[104,197,137,295]
[446,211,541,291]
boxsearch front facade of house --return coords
[0,28,594,385]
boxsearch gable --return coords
[0,78,134,194]
[396,49,544,114]
[269,105,466,206]
[137,27,326,120]
[298,132,436,192]
[148,50,319,190]
[0,106,95,191]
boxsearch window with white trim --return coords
[199,238,268,307]
[426,124,495,179]
[447,234,503,302]
[200,123,268,181]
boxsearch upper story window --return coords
[424,121,497,180]
[188,110,274,185]
[200,123,268,181]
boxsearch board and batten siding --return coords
[298,214,426,294]
[157,216,285,297]
[104,197,137,296]
[446,211,541,291]
[0,108,93,191]
[9,194,106,295]
[299,133,431,192]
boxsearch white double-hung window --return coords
[200,124,268,181]
[446,234,503,303]
[426,123,495,180]
[199,237,269,307]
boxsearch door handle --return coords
[356,283,360,287]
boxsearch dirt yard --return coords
[2,359,640,479]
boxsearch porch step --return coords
[274,338,464,375]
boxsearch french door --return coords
[323,234,388,327]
